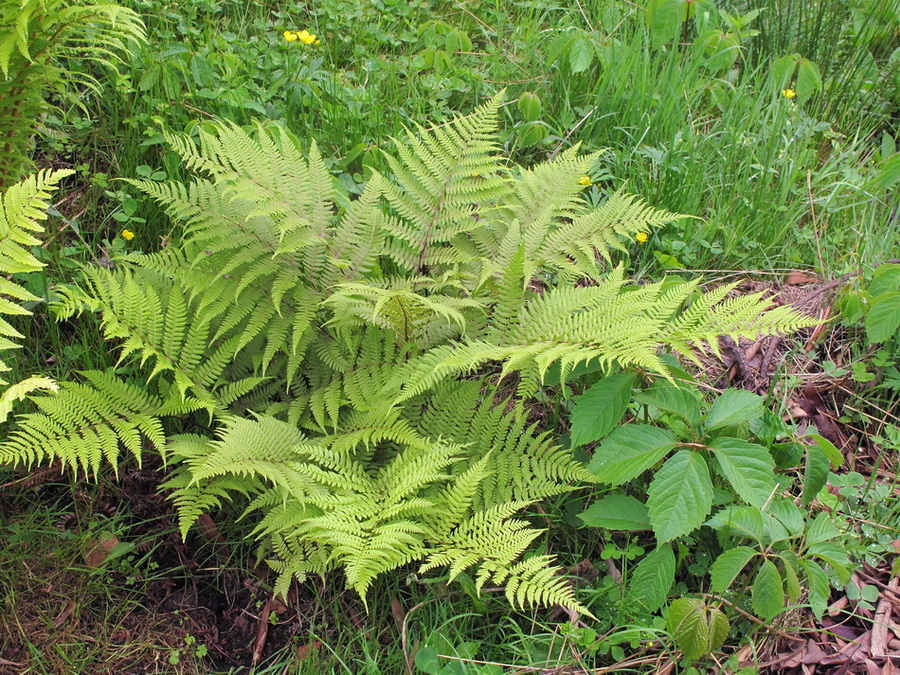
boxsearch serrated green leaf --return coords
[806,542,850,582]
[751,559,784,620]
[767,499,804,539]
[647,450,713,542]
[588,424,677,486]
[706,389,764,431]
[805,512,841,545]
[710,546,757,592]
[801,443,829,506]
[795,57,822,103]
[706,505,766,542]
[667,597,728,662]
[646,0,684,48]
[415,647,441,673]
[869,263,900,297]
[626,544,675,612]
[634,379,701,427]
[570,373,635,447]
[708,606,729,654]
[802,559,830,619]
[771,54,797,90]
[806,434,842,469]
[569,36,594,73]
[710,437,776,508]
[579,494,650,530]
[865,292,900,343]
[781,555,801,602]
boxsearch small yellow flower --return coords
[298,29,316,45]
[121,229,135,241]
[636,232,648,244]
[284,30,297,42]
[578,176,592,186]
[314,39,321,45]
[782,88,796,99]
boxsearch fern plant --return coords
[0,169,72,422]
[0,96,819,614]
[0,0,145,187]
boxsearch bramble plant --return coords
[576,377,851,659]
[0,96,819,615]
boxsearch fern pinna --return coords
[0,96,818,614]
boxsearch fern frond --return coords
[0,169,73,383]
[0,370,181,475]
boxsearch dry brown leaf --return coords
[53,599,76,629]
[82,532,119,567]
[196,513,231,560]
[786,271,820,285]
[872,595,893,658]
[296,640,322,661]
[390,597,405,629]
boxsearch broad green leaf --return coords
[771,54,797,90]
[710,437,776,508]
[869,152,900,189]
[806,512,841,545]
[706,389,764,431]
[767,499,804,539]
[795,57,822,103]
[634,379,701,427]
[569,36,594,73]
[869,263,900,297]
[710,546,757,592]
[706,505,766,542]
[802,559,830,619]
[806,434,842,469]
[588,424,677,485]
[806,542,851,582]
[865,292,900,343]
[570,373,635,447]
[626,544,675,612]
[517,92,542,122]
[579,494,650,530]
[646,0,684,48]
[751,560,784,620]
[415,647,441,673]
[647,451,713,542]
[781,555,802,602]
[801,443,829,506]
[667,598,729,662]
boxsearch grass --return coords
[3,0,900,672]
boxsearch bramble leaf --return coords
[588,424,677,486]
[710,437,776,508]
[647,450,713,542]
[569,373,634,447]
[579,494,650,530]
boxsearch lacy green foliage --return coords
[0,0,145,186]
[0,96,818,613]
[0,169,71,420]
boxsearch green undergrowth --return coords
[3,0,900,672]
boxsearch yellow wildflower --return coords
[782,88,796,99]
[284,30,297,42]
[298,29,316,45]
[636,232,648,244]
[314,39,321,45]
[121,229,135,241]
[578,176,592,186]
